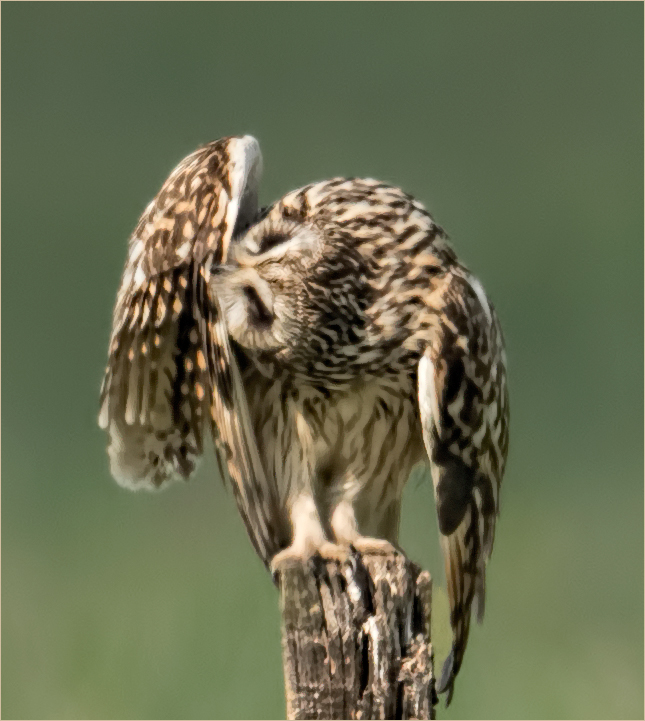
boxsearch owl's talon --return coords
[270,540,348,576]
[316,542,349,563]
[350,537,399,557]
[270,545,311,574]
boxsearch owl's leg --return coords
[270,408,346,571]
[270,494,324,569]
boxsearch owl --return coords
[99,135,509,704]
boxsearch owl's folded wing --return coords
[417,272,509,704]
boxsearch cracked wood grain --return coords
[279,550,436,720]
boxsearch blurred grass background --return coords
[2,3,643,719]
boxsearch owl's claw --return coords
[270,536,399,585]
[270,541,348,575]
[316,541,349,563]
[270,545,311,574]
[350,537,399,556]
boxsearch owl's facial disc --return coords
[211,266,282,351]
[212,216,325,356]
[242,283,273,329]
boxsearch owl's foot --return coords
[271,544,312,573]
[272,493,329,574]
[330,501,400,556]
[317,541,349,563]
[271,541,348,575]
[350,536,399,556]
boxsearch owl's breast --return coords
[296,374,425,488]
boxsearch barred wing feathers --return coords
[99,135,282,565]
[199,289,287,565]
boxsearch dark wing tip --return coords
[437,646,456,706]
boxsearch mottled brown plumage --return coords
[99,136,284,566]
[100,136,509,704]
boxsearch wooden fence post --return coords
[278,549,436,720]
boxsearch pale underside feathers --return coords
[99,136,509,704]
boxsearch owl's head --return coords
[209,211,331,357]
[209,174,444,369]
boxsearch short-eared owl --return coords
[99,135,509,703]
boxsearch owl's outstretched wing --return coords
[98,135,283,566]
[99,135,260,488]
[417,271,509,705]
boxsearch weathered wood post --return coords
[278,549,436,720]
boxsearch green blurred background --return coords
[2,3,643,719]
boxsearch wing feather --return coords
[100,134,283,567]
[199,264,287,566]
[418,271,509,704]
